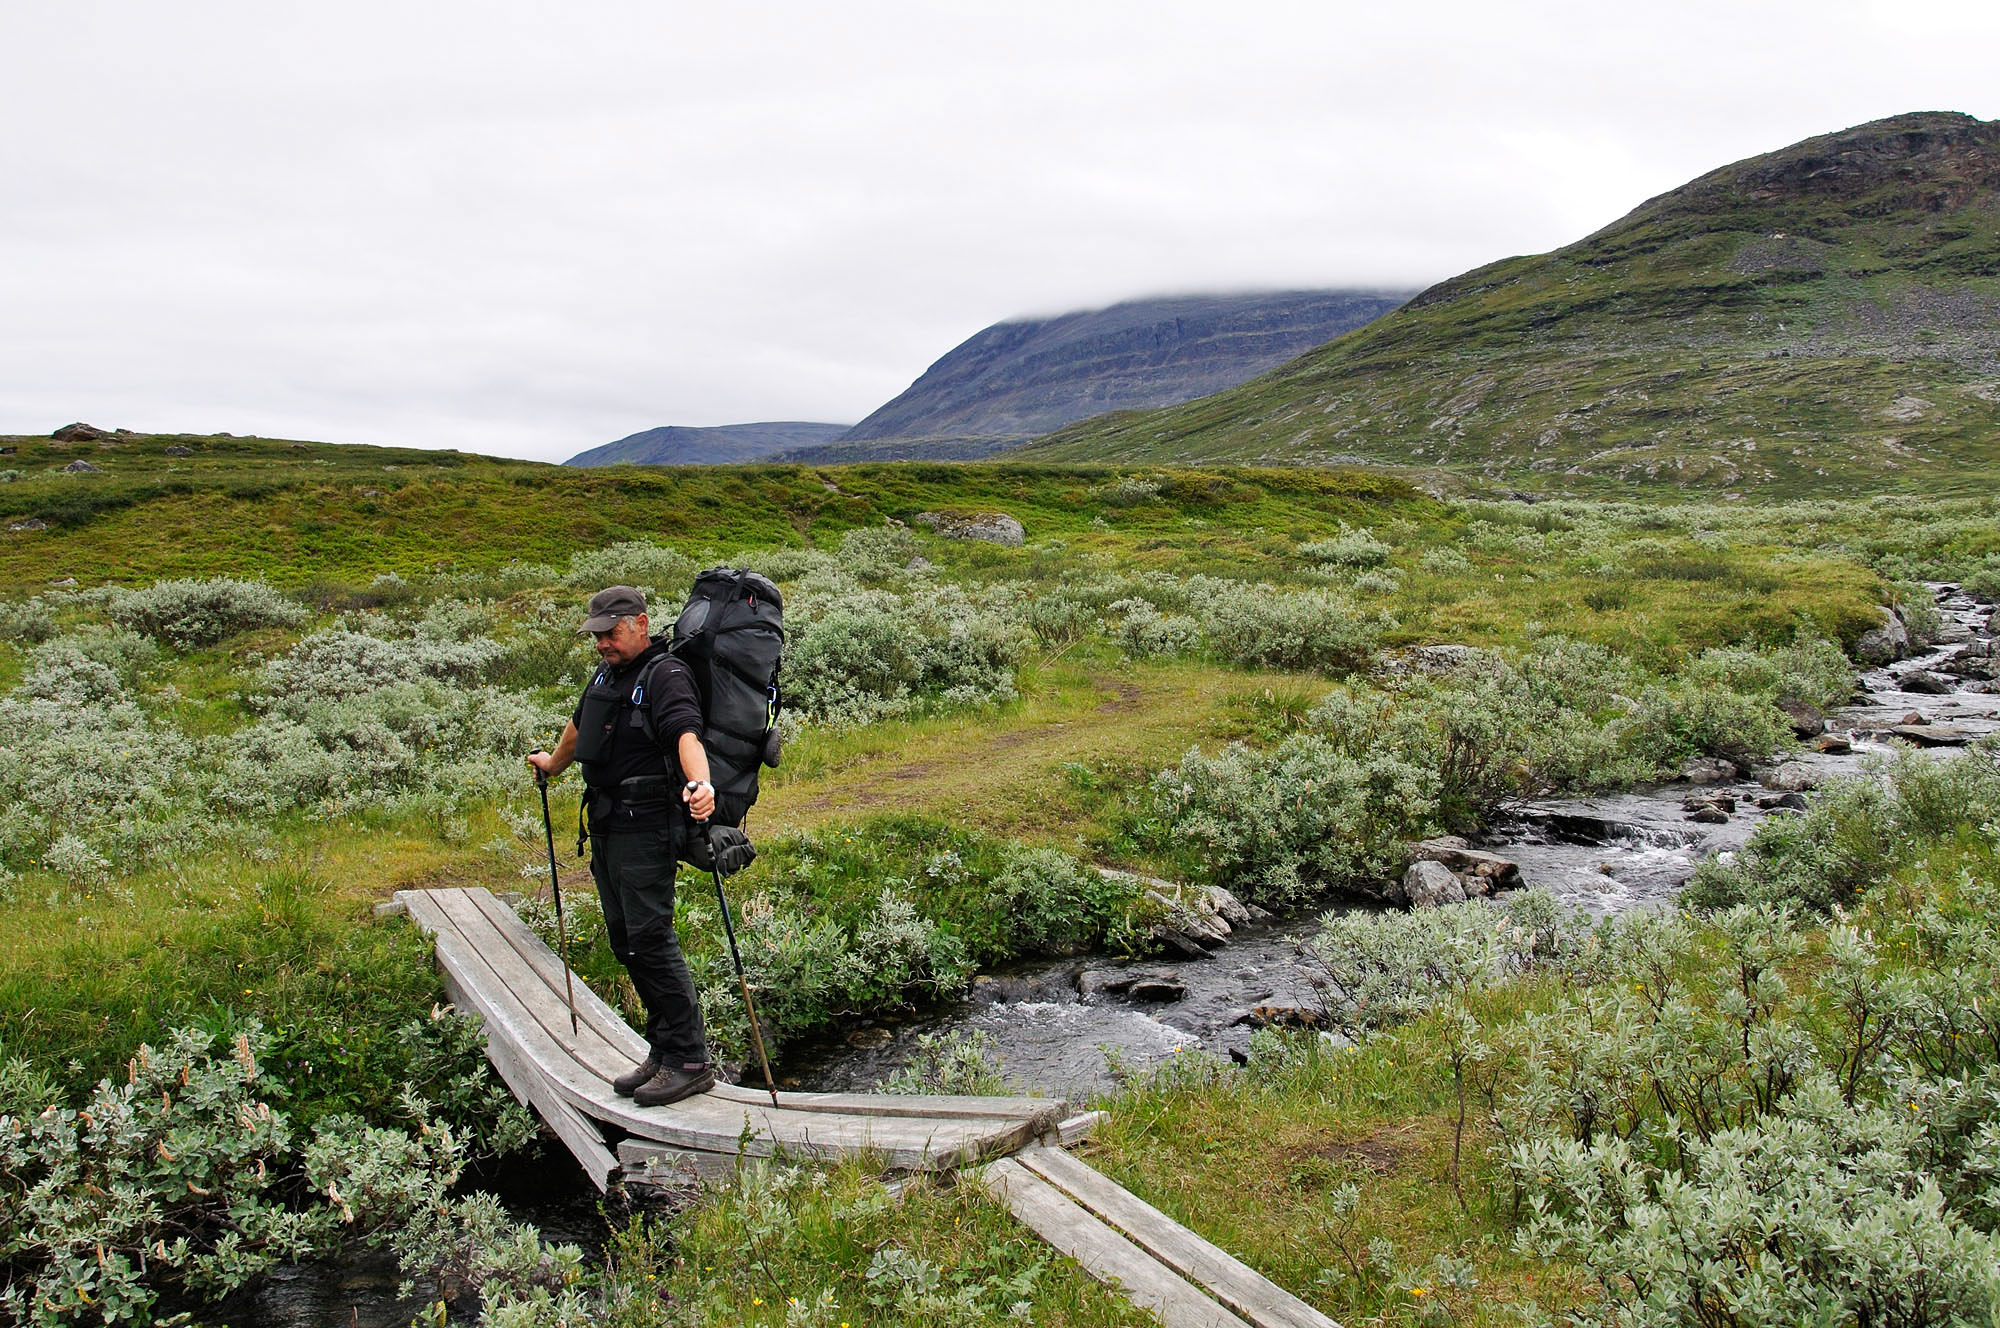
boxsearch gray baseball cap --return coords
[578,585,647,634]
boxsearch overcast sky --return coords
[3,2,1995,462]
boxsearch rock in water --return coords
[1760,761,1822,792]
[1775,696,1826,737]
[1890,724,1971,747]
[1855,609,1910,664]
[1899,670,1955,694]
[1681,756,1738,784]
[1406,838,1523,894]
[1403,860,1467,909]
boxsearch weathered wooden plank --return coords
[418,890,1036,1168]
[619,1138,744,1186]
[430,931,621,1192]
[1057,1111,1109,1146]
[453,887,1070,1126]
[436,887,1055,1161]
[978,1157,1242,1328]
[1015,1146,1340,1328]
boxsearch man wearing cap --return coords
[526,586,717,1107]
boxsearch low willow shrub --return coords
[1107,598,1201,659]
[1305,889,1604,1042]
[0,596,58,644]
[1300,525,1392,569]
[877,1029,1009,1097]
[0,617,560,881]
[561,539,698,594]
[1204,583,1386,672]
[1688,741,2000,913]
[1494,890,2000,1327]
[103,576,305,649]
[1682,636,1855,713]
[1148,736,1439,909]
[0,1022,528,1327]
[783,582,1030,727]
[0,636,206,876]
[1270,776,2000,1326]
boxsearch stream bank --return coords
[785,585,1997,1099]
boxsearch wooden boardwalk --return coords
[398,886,1338,1328]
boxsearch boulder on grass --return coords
[52,422,112,442]
[913,511,1024,545]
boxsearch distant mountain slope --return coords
[565,421,849,467]
[1026,112,2000,497]
[835,290,1414,451]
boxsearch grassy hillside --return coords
[0,431,1438,589]
[1026,112,2000,497]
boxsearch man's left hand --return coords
[683,779,715,821]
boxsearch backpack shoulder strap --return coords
[630,653,675,746]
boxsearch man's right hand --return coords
[529,722,580,782]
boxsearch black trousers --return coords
[588,824,708,1066]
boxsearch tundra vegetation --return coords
[1,437,1997,1324]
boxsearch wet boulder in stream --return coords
[1899,670,1956,695]
[1402,860,1467,909]
[1775,697,1826,738]
[1855,608,1911,665]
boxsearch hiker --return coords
[525,585,717,1108]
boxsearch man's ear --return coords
[635,612,650,634]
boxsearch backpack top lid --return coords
[670,567,782,653]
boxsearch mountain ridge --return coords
[566,421,849,468]
[1024,111,2000,497]
[564,289,1412,467]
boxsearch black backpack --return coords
[661,567,784,831]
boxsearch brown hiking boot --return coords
[612,1056,661,1097]
[633,1063,717,1108]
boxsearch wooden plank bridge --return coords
[398,886,1337,1328]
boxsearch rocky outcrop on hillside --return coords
[565,421,849,468]
[834,290,1413,450]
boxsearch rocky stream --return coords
[784,584,1999,1100]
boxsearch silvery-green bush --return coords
[0,636,206,876]
[0,595,58,644]
[1683,636,1855,714]
[1203,583,1387,673]
[1494,893,2000,1327]
[1300,525,1392,569]
[835,524,924,583]
[1306,889,1607,1041]
[0,1025,473,1326]
[783,583,1029,727]
[1149,735,1439,908]
[1107,598,1201,659]
[562,540,698,595]
[105,576,306,649]
[1689,743,2000,914]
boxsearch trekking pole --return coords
[531,752,580,1037]
[709,852,780,1108]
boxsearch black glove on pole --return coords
[705,822,778,1108]
[533,754,579,1037]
